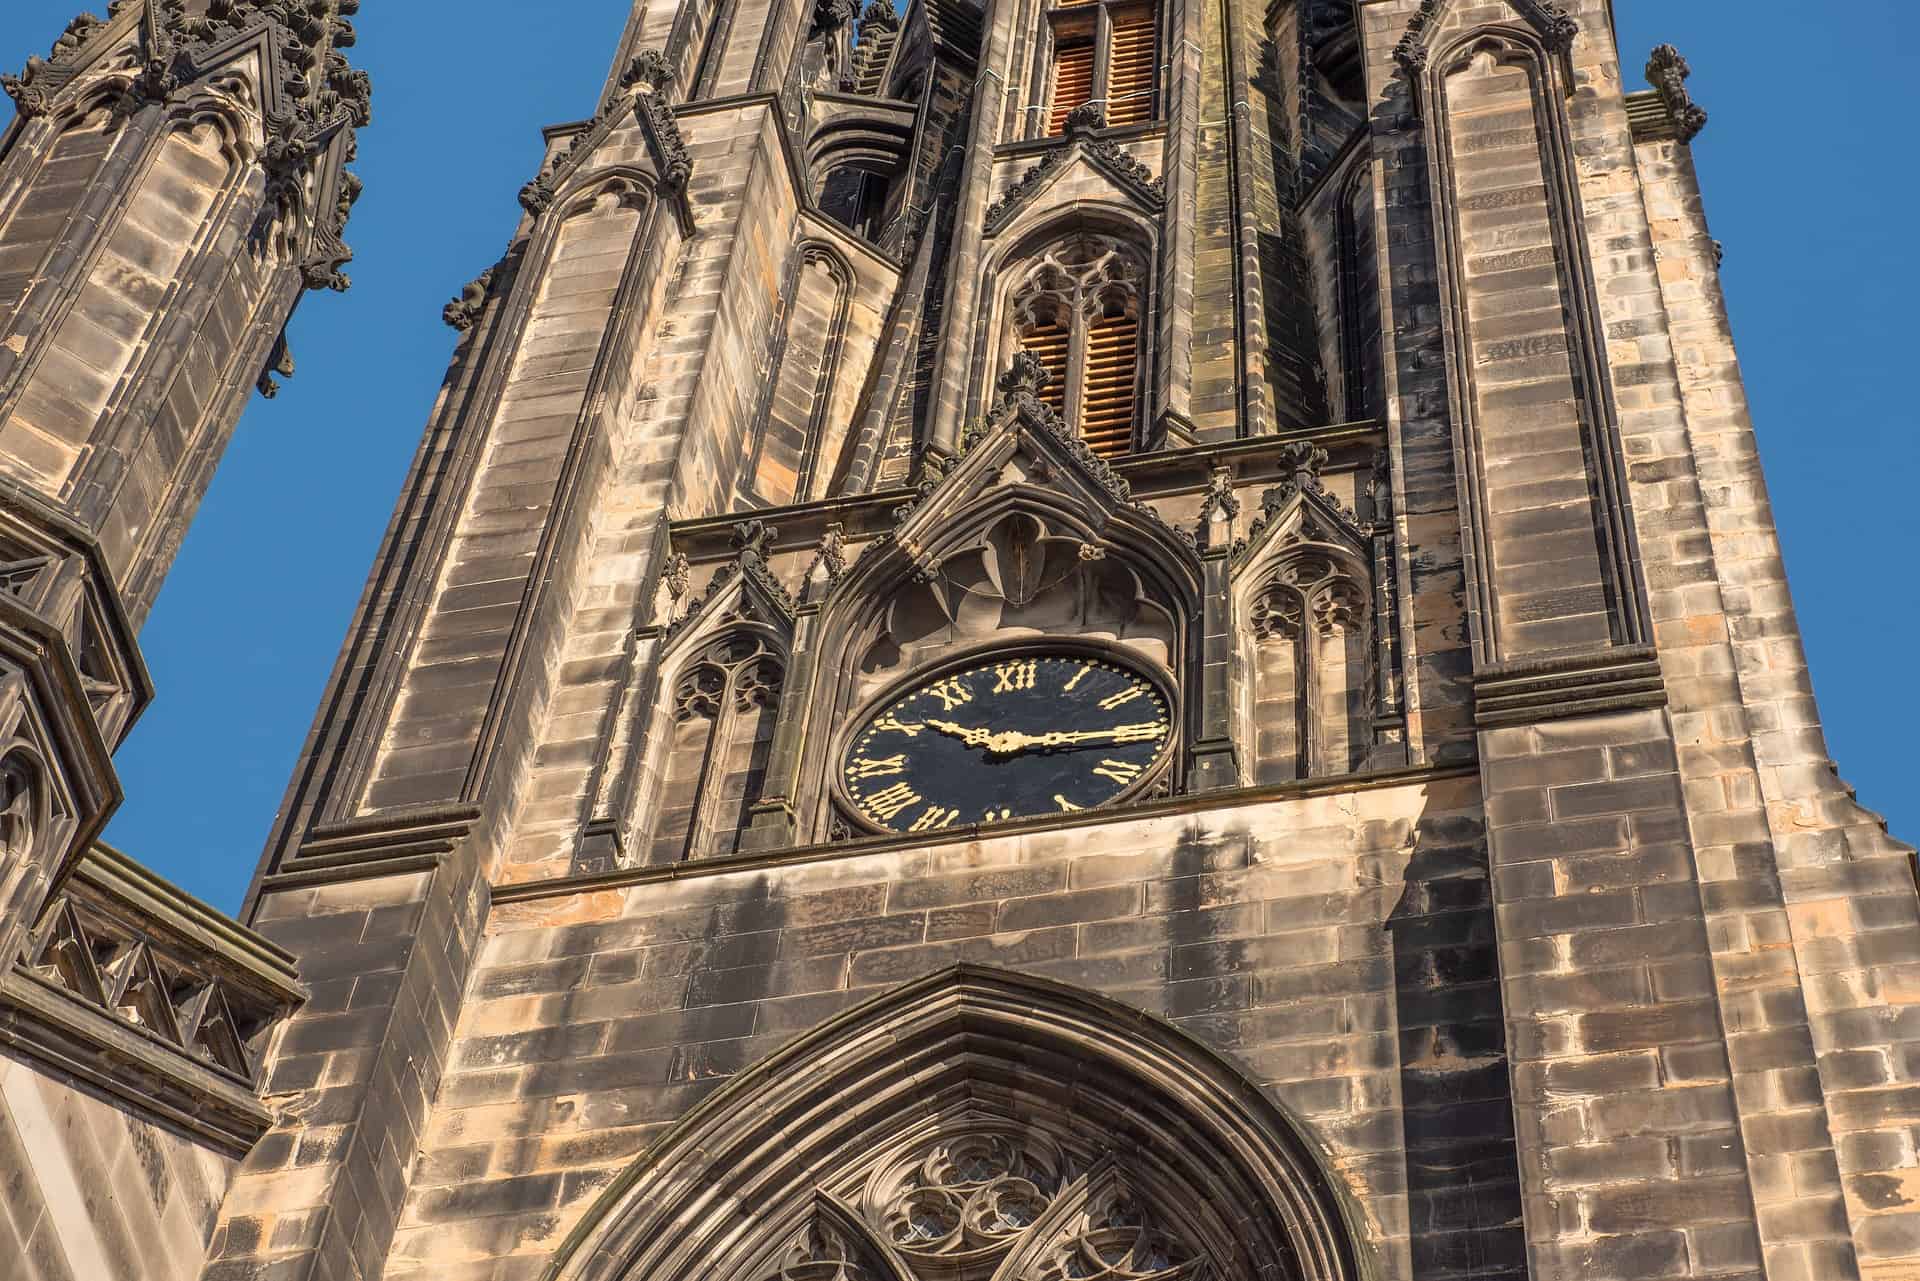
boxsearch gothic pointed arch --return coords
[544,965,1369,1281]
[1231,447,1382,782]
[779,358,1202,836]
[744,240,857,505]
[638,523,794,863]
[982,207,1161,458]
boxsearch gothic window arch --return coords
[548,966,1367,1281]
[649,631,786,862]
[745,243,855,506]
[1246,548,1372,781]
[1038,0,1159,135]
[1005,232,1151,458]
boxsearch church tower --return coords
[0,2,365,1009]
[3,1,1919,1280]
[0,4,369,1279]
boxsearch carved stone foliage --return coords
[984,133,1164,235]
[4,2,374,290]
[521,47,690,216]
[443,266,497,332]
[1393,0,1577,119]
[0,13,105,116]
[1395,0,1576,75]
[665,520,797,640]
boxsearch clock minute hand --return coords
[1031,724,1168,748]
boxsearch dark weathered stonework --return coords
[0,2,1914,1280]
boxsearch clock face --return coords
[842,653,1173,833]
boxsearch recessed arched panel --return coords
[1418,26,1647,664]
[744,242,855,506]
[546,965,1367,1281]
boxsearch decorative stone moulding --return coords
[0,843,304,1154]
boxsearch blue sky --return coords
[1,3,1914,912]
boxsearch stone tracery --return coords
[754,1124,1210,1281]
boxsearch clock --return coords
[841,651,1174,833]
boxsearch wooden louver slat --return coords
[1080,310,1138,458]
[1048,41,1096,136]
[1022,320,1072,417]
[1105,7,1156,127]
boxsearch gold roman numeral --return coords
[1054,794,1083,812]
[992,660,1038,693]
[875,714,925,737]
[865,782,921,821]
[908,806,960,831]
[848,754,907,780]
[1098,685,1147,711]
[1062,662,1095,692]
[1091,758,1143,786]
[1110,722,1167,744]
[925,677,973,711]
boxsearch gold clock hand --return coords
[1027,723,1169,749]
[926,718,995,748]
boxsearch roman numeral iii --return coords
[1092,758,1143,785]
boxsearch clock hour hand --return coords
[925,717,995,749]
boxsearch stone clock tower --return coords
[3,2,1919,1281]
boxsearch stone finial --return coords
[620,49,674,96]
[1195,466,1242,552]
[730,519,778,562]
[1064,103,1107,137]
[1277,442,1330,496]
[1646,44,1707,143]
[998,352,1052,401]
[860,0,902,32]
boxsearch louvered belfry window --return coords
[1013,234,1149,458]
[1045,0,1159,136]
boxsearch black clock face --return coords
[842,653,1173,833]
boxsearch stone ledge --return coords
[259,803,483,892]
[1624,89,1678,143]
[494,760,1480,905]
[1473,646,1666,729]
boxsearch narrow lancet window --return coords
[651,634,785,862]
[1010,234,1149,457]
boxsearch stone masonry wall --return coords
[383,775,1521,1281]
[0,1051,238,1281]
